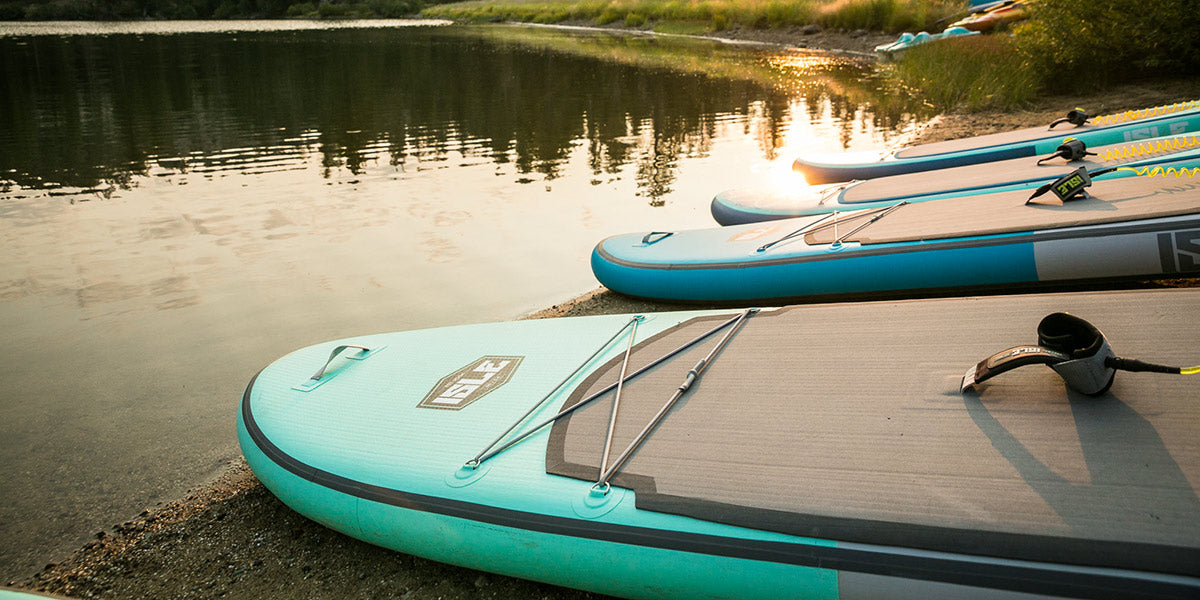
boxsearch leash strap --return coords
[962,313,1115,396]
[1036,137,1098,165]
[1048,107,1089,129]
[962,312,1198,396]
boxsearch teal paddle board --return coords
[715,133,1200,225]
[0,589,71,600]
[793,100,1200,184]
[239,289,1200,599]
[596,159,1200,303]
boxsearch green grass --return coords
[888,35,1040,111]
[423,0,962,35]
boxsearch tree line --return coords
[0,0,435,20]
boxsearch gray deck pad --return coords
[806,175,1200,246]
[546,289,1200,576]
[842,136,1200,204]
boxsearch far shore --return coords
[9,22,1200,600]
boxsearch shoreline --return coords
[10,23,1200,600]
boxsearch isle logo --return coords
[1158,230,1200,273]
[418,356,524,410]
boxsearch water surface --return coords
[0,19,933,578]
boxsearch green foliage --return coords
[890,34,1039,111]
[709,12,725,31]
[368,0,416,17]
[1014,0,1200,91]
[595,5,622,25]
[285,1,314,15]
[817,0,953,32]
[422,0,959,34]
[0,0,424,18]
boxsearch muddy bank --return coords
[10,28,1200,600]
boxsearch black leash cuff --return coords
[961,313,1116,396]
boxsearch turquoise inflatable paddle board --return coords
[0,589,71,600]
[793,100,1200,184]
[714,133,1200,225]
[874,27,979,55]
[594,158,1200,303]
[239,289,1200,599]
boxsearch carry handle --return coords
[310,345,371,381]
[641,231,673,245]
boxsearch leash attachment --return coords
[1048,107,1089,129]
[961,313,1198,396]
[1036,137,1097,165]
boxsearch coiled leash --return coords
[1036,137,1096,165]
[960,313,1199,396]
[1048,107,1089,129]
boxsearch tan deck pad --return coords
[808,176,1200,246]
[546,290,1200,574]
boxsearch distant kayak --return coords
[874,27,979,55]
[951,0,1032,32]
[714,133,1200,225]
[595,158,1200,302]
[793,100,1200,184]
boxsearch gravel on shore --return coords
[9,26,1200,600]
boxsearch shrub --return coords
[624,11,645,27]
[1014,0,1200,90]
[286,1,316,15]
[595,6,623,24]
[710,12,726,31]
[316,0,352,16]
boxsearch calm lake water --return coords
[0,19,933,577]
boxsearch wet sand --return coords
[8,28,1200,600]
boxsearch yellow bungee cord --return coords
[1098,134,1200,161]
[1114,164,1200,178]
[1090,99,1200,126]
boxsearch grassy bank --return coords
[423,0,959,34]
[420,0,1200,112]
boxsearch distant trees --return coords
[0,0,430,19]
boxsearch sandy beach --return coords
[8,24,1200,600]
